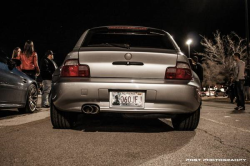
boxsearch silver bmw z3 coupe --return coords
[50,26,201,130]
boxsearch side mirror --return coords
[11,59,21,66]
[7,59,21,70]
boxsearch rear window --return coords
[82,32,175,50]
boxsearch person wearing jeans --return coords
[40,50,57,108]
[244,71,250,100]
[233,53,245,111]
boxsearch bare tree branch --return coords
[195,31,247,86]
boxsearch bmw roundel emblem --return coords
[124,53,132,60]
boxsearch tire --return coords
[18,84,38,113]
[171,107,200,131]
[50,104,77,129]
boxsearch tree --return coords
[202,60,225,95]
[196,31,247,86]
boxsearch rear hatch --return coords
[78,26,179,79]
[79,51,177,78]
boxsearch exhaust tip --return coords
[82,104,100,114]
[82,105,93,114]
[91,105,100,114]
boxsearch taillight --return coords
[61,60,90,77]
[165,62,192,80]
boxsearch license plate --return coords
[109,91,145,108]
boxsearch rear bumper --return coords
[51,78,201,114]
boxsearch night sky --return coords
[0,0,248,66]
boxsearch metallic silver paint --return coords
[0,63,37,109]
[78,51,177,78]
[124,53,132,60]
[51,26,201,116]
[51,78,201,113]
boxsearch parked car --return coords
[200,91,206,97]
[0,49,38,113]
[205,90,215,96]
[50,26,201,131]
[214,89,227,97]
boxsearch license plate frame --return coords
[109,91,145,108]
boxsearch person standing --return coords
[11,47,22,71]
[40,50,58,108]
[17,40,40,80]
[192,56,203,87]
[244,71,250,100]
[188,58,195,71]
[233,53,245,111]
[228,76,236,103]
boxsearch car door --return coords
[0,53,24,105]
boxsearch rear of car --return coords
[206,90,215,96]
[201,91,206,97]
[50,26,201,130]
[214,89,227,97]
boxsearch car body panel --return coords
[78,51,177,78]
[0,52,37,109]
[51,77,201,113]
[205,90,215,96]
[215,90,226,97]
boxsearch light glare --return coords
[186,39,193,45]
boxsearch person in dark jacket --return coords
[40,50,58,108]
[228,76,236,103]
[244,71,250,100]
[192,56,203,88]
[188,58,195,71]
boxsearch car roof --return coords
[88,25,168,35]
[73,25,180,51]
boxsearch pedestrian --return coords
[228,76,236,103]
[11,47,22,71]
[244,70,250,100]
[192,56,203,87]
[11,47,21,59]
[233,53,245,111]
[188,58,195,71]
[40,50,58,108]
[16,40,40,80]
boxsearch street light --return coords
[186,39,193,58]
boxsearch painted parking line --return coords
[201,117,250,133]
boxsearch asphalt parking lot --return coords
[0,96,249,166]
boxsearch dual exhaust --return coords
[81,105,100,114]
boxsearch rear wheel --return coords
[18,84,38,113]
[50,104,77,129]
[171,107,200,131]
